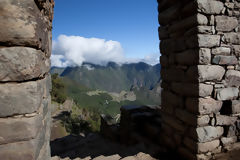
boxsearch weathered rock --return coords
[186,98,222,115]
[175,48,211,65]
[216,87,239,100]
[194,126,224,143]
[187,65,225,82]
[198,34,220,48]
[0,0,51,53]
[158,26,168,40]
[0,136,44,160]
[225,70,240,87]
[0,115,43,145]
[212,47,231,55]
[198,140,220,153]
[231,100,240,114]
[221,137,237,147]
[215,16,238,32]
[171,83,213,97]
[212,56,238,65]
[93,154,121,160]
[197,115,210,126]
[0,47,50,82]
[158,3,181,25]
[233,45,240,56]
[169,14,208,33]
[0,79,45,117]
[197,0,224,14]
[216,115,237,125]
[224,33,240,45]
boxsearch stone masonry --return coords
[158,0,240,159]
[0,0,54,160]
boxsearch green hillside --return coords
[51,62,161,92]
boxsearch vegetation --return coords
[51,73,67,103]
[50,62,161,133]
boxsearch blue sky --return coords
[52,0,159,67]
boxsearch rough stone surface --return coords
[0,0,51,53]
[225,70,240,87]
[0,47,50,82]
[216,115,237,126]
[186,98,222,115]
[0,115,43,145]
[212,56,238,65]
[187,65,225,82]
[232,100,240,114]
[198,34,220,48]
[198,140,220,153]
[224,33,240,44]
[195,126,224,143]
[197,0,224,14]
[212,47,231,55]
[0,79,45,117]
[215,16,238,32]
[216,87,239,100]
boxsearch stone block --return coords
[216,87,239,100]
[198,34,220,48]
[158,26,168,40]
[232,100,240,114]
[175,48,211,65]
[0,115,43,145]
[0,0,51,53]
[221,136,237,147]
[212,47,231,55]
[186,65,225,82]
[197,115,210,127]
[216,115,237,125]
[186,98,222,115]
[233,45,240,56]
[197,0,224,14]
[160,55,168,67]
[198,140,220,153]
[0,79,45,117]
[0,124,46,160]
[225,70,240,87]
[0,47,50,82]
[158,3,181,25]
[169,14,208,33]
[224,33,240,45]
[215,16,238,32]
[171,83,213,97]
[212,56,238,65]
[191,126,224,143]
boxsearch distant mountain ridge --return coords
[51,62,161,92]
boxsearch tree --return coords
[51,73,67,103]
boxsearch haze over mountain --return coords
[51,62,161,93]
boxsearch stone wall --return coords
[0,0,54,160]
[158,0,240,159]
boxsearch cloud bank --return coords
[51,35,159,67]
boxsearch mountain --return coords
[51,62,161,93]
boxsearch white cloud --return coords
[51,35,159,67]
